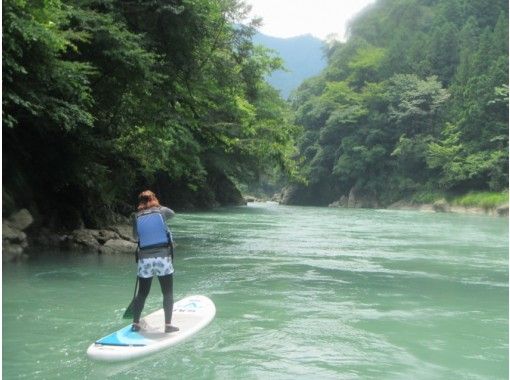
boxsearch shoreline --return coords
[247,197,509,217]
[4,201,508,263]
[2,209,138,263]
[384,199,509,217]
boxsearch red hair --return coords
[137,190,160,211]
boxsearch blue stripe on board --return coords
[96,325,149,346]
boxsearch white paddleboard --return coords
[87,295,215,362]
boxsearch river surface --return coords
[3,203,508,379]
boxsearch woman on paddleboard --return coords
[131,190,179,333]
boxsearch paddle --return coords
[123,247,140,319]
[123,276,138,319]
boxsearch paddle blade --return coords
[123,276,138,319]
[123,298,135,319]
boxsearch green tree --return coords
[3,0,300,227]
[288,0,506,206]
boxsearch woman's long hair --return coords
[137,190,160,211]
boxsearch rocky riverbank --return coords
[278,184,508,217]
[2,208,137,263]
[32,224,138,255]
[385,199,509,216]
[3,182,244,263]
[4,195,507,262]
[329,198,509,217]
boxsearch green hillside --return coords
[286,0,508,206]
[2,0,508,230]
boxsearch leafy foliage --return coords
[3,0,299,226]
[290,0,508,205]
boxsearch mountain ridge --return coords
[253,32,326,99]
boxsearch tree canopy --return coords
[3,0,508,223]
[289,0,508,205]
[3,0,299,227]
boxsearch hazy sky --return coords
[245,0,375,40]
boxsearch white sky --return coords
[245,0,376,40]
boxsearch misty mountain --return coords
[253,33,326,99]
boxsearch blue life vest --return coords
[136,211,172,249]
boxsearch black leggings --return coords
[133,274,174,324]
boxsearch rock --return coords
[3,210,32,261]
[2,241,25,262]
[347,187,379,208]
[417,204,434,212]
[387,200,413,209]
[8,209,34,231]
[329,195,348,208]
[271,193,282,203]
[280,185,305,205]
[347,188,358,208]
[244,196,256,203]
[450,205,482,215]
[69,229,101,251]
[2,222,26,243]
[109,225,136,243]
[496,204,509,217]
[91,229,120,244]
[432,199,450,213]
[99,239,137,255]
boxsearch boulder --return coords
[68,229,101,251]
[91,229,120,244]
[279,185,306,205]
[329,196,348,208]
[2,222,26,243]
[271,193,282,203]
[2,210,32,261]
[347,187,379,208]
[2,241,26,262]
[432,199,450,213]
[387,200,413,210]
[8,209,34,231]
[99,239,137,255]
[109,225,136,243]
[3,241,23,255]
[496,204,509,217]
[347,187,358,208]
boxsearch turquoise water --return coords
[3,203,508,379]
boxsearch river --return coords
[3,203,508,379]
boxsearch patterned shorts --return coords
[137,256,174,278]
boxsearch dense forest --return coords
[2,0,509,231]
[286,0,508,206]
[3,0,298,228]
